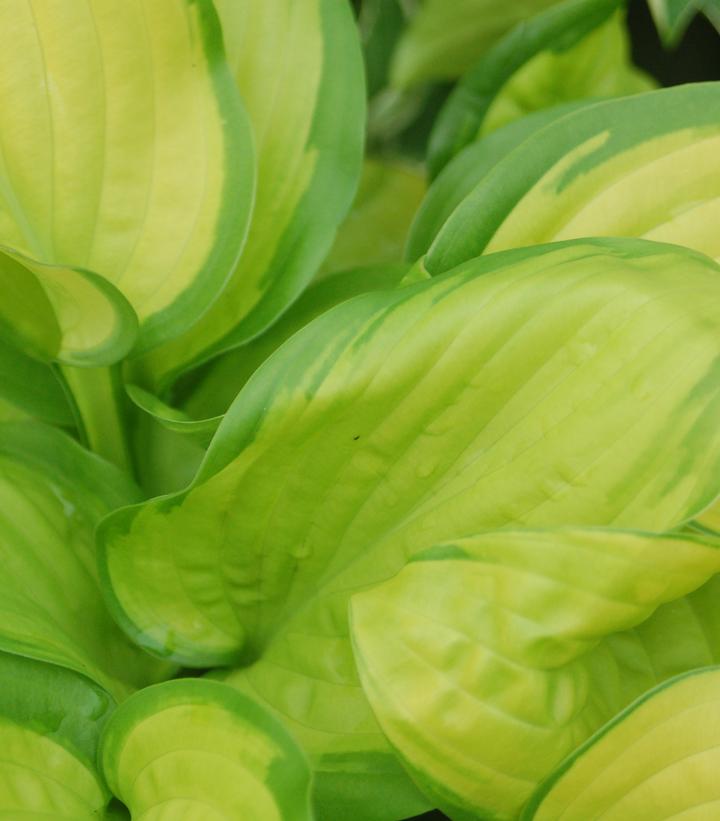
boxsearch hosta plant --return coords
[0,1,719,820]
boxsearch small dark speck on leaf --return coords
[353,435,360,441]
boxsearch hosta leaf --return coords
[351,529,720,820]
[598,572,720,708]
[183,263,410,422]
[697,498,720,532]
[478,12,653,136]
[389,0,559,88]
[139,0,365,389]
[319,160,425,277]
[130,264,412,447]
[0,249,61,361]
[360,0,408,97]
[0,653,114,819]
[126,384,221,448]
[524,666,720,819]
[0,421,170,700]
[131,409,206,498]
[100,679,313,821]
[1,250,139,367]
[427,0,652,176]
[100,239,720,814]
[648,0,720,45]
[99,237,720,661]
[426,83,720,274]
[0,0,254,360]
[0,337,74,427]
[407,101,591,262]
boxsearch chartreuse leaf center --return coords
[0,653,114,819]
[100,679,313,821]
[99,238,720,816]
[0,0,254,363]
[524,666,720,819]
[350,528,720,819]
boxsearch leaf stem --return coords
[59,364,134,475]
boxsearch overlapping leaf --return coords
[0,336,74,426]
[319,160,425,277]
[698,499,720,532]
[100,237,720,661]
[648,0,720,45]
[524,666,720,819]
[183,263,411,423]
[389,0,559,88]
[0,652,114,819]
[407,101,590,261]
[101,679,313,821]
[351,529,720,819]
[427,0,653,176]
[128,264,414,453]
[0,0,254,363]
[424,83,720,273]
[0,421,170,700]
[139,0,366,389]
[100,238,720,814]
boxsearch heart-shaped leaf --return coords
[100,238,720,665]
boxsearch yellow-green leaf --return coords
[425,84,720,273]
[138,0,365,389]
[390,0,558,88]
[0,421,171,700]
[351,529,720,819]
[0,653,114,819]
[525,666,720,819]
[427,0,653,176]
[101,679,313,821]
[0,0,254,361]
[99,238,720,816]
